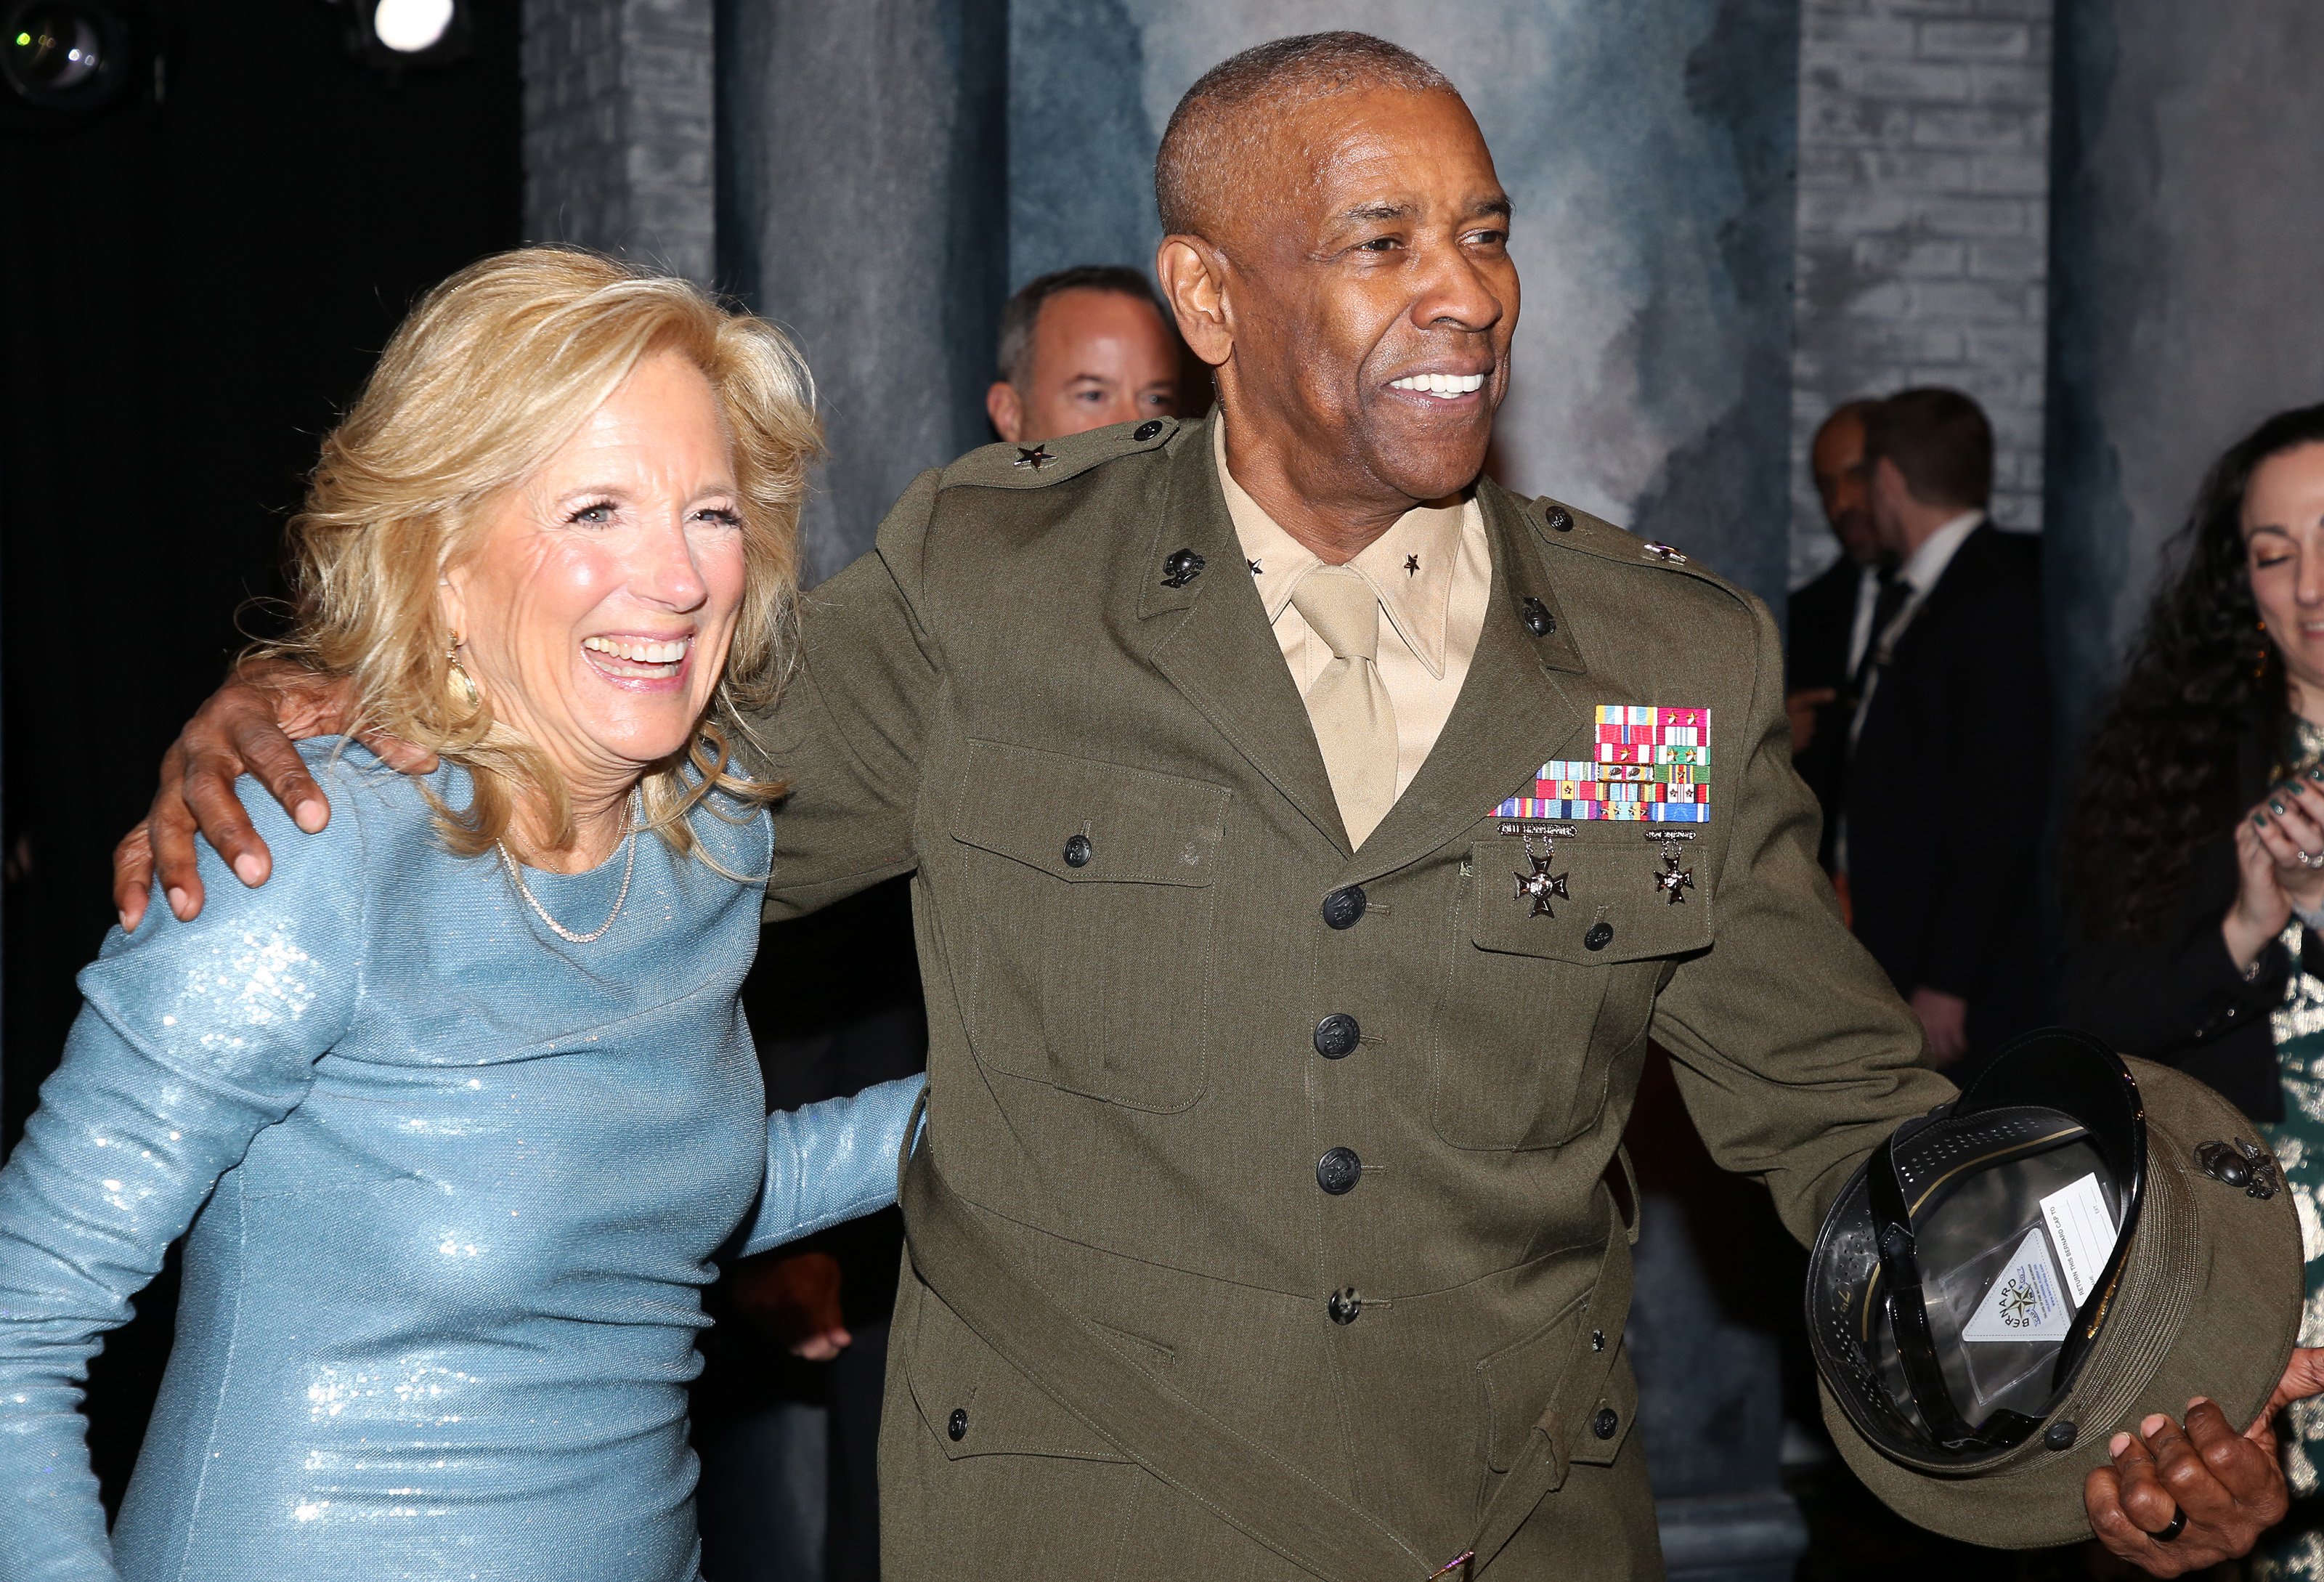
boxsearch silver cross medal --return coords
[1648,829,1696,904]
[1514,828,1572,918]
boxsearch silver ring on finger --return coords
[2155,1506,2187,1543]
[2302,851,2324,869]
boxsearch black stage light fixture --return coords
[1,0,131,115]
[342,0,471,73]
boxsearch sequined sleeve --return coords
[742,1074,925,1257]
[0,780,365,1581]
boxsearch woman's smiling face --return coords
[2245,442,2324,704]
[439,348,746,808]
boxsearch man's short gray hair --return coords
[994,265,1163,389]
[1155,33,1458,243]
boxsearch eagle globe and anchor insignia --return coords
[1493,707,1712,915]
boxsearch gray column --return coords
[717,0,1009,584]
[2046,0,2324,729]
[1789,0,2053,589]
[523,0,716,284]
[1005,1,1803,617]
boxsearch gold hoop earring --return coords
[447,635,482,709]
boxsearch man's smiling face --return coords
[1217,86,1519,511]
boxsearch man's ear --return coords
[1156,235,1232,370]
[986,381,1024,444]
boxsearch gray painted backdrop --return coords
[718,0,1009,585]
[2046,0,2324,729]
[1008,0,1803,617]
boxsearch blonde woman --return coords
[0,251,921,1581]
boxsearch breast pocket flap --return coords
[1471,837,1712,965]
[952,740,1228,886]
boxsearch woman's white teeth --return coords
[582,636,690,665]
[1389,372,1487,397]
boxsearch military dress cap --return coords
[1806,1028,2303,1548]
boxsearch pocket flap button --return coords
[1062,833,1092,868]
[947,1408,968,1442]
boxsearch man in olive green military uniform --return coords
[118,31,2317,1582]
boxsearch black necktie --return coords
[1852,570,1910,699]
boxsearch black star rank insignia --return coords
[1012,444,1054,470]
[1514,853,1569,918]
[1404,554,1420,576]
[1248,559,1262,575]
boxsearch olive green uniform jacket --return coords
[752,414,1951,1580]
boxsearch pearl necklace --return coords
[497,796,640,944]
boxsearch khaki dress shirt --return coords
[1211,418,1492,809]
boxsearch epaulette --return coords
[939,415,1183,490]
[1524,492,1750,605]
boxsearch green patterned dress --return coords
[2255,719,2324,1581]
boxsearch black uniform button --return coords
[1063,833,1092,868]
[1583,921,1614,952]
[1546,506,1573,532]
[1313,1013,1361,1059]
[1327,1288,1362,1325]
[948,1408,968,1442]
[1521,596,1556,637]
[1590,1329,1606,1352]
[1134,420,1163,441]
[1317,1147,1362,1194]
[1321,885,1368,929]
[1592,1407,1619,1440]
[2044,1419,2079,1451]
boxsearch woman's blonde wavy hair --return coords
[267,247,818,864]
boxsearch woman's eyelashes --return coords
[560,499,741,529]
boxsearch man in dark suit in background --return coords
[1843,387,2047,1072]
[1786,399,1882,875]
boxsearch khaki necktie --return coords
[1290,567,1398,846]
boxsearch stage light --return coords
[344,0,469,73]
[1,1,130,113]
[372,0,452,53]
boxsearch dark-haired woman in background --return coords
[2063,402,2324,1576]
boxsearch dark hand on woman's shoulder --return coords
[113,661,436,932]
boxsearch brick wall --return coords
[1789,0,2052,587]
[521,0,713,284]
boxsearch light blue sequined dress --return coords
[0,741,922,1582]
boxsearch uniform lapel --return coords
[1347,484,1588,883]
[1141,418,1349,848]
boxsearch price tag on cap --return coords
[2039,1172,2117,1307]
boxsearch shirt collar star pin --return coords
[1012,443,1054,469]
[1404,553,1421,576]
